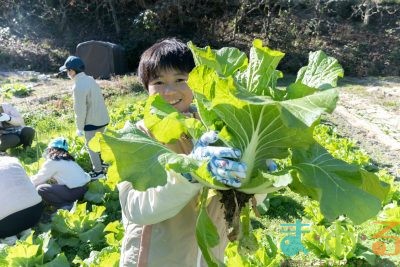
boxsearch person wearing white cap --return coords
[30,137,90,210]
[59,56,110,179]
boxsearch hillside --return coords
[0,0,399,76]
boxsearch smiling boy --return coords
[118,38,242,267]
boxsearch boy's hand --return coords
[266,159,278,172]
[190,131,246,188]
[0,113,11,122]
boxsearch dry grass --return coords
[1,72,143,112]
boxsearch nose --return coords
[162,84,175,96]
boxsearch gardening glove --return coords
[0,113,11,122]
[266,159,278,172]
[76,129,84,137]
[190,131,247,188]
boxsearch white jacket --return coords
[31,159,90,188]
[118,172,228,267]
[0,156,42,220]
[119,120,229,267]
[73,72,110,131]
[0,103,24,132]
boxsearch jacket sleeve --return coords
[2,103,24,126]
[118,171,203,225]
[73,83,88,131]
[30,159,57,186]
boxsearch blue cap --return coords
[48,137,69,151]
[59,56,85,72]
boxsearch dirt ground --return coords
[2,72,400,179]
[0,71,125,110]
[329,76,400,179]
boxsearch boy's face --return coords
[148,69,193,113]
[67,69,76,79]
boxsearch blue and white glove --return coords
[266,159,278,172]
[0,113,11,122]
[190,131,247,188]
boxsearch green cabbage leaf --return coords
[92,39,389,266]
[93,39,387,223]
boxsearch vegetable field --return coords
[0,44,399,266]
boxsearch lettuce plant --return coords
[303,220,358,261]
[92,39,388,266]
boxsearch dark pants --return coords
[0,202,43,238]
[0,126,35,151]
[36,183,88,208]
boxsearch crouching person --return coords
[0,153,43,241]
[0,102,35,152]
[31,137,90,210]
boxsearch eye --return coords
[176,78,186,83]
[152,80,163,85]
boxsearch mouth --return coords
[169,99,182,106]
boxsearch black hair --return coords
[138,38,195,90]
[44,147,75,161]
[68,68,83,74]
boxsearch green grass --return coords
[8,92,146,174]
[382,100,400,109]
[0,82,32,98]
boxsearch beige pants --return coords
[84,126,105,172]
